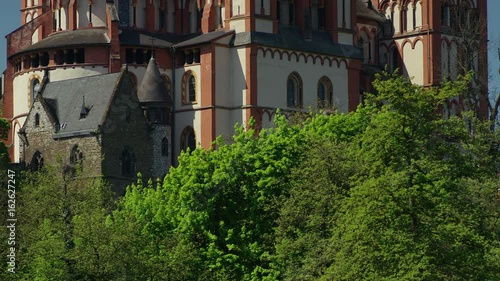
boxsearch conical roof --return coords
[137,58,172,105]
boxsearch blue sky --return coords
[1,1,499,92]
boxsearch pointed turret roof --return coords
[137,58,172,105]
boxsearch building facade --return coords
[2,0,488,178]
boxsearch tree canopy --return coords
[3,72,500,280]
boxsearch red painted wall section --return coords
[2,65,15,161]
[86,47,109,64]
[200,44,216,149]
[201,2,215,33]
[106,3,121,73]
[347,59,361,112]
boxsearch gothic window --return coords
[358,32,371,63]
[35,113,40,127]
[31,151,44,172]
[188,75,196,102]
[161,137,168,156]
[317,77,333,108]
[30,77,41,107]
[412,5,417,29]
[402,7,407,32]
[286,72,303,108]
[182,71,197,104]
[70,145,84,167]
[120,146,136,177]
[181,126,196,152]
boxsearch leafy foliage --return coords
[6,73,500,280]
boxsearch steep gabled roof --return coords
[40,72,123,138]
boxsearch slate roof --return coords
[232,26,363,60]
[19,28,110,55]
[138,58,172,105]
[173,30,233,48]
[119,28,180,47]
[356,0,387,23]
[41,72,123,139]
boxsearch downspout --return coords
[170,46,176,167]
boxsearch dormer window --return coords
[80,95,92,120]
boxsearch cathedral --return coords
[1,0,488,189]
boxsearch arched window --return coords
[70,145,84,170]
[34,113,40,127]
[287,72,303,108]
[181,127,196,152]
[120,146,136,177]
[31,151,44,172]
[358,32,371,63]
[182,71,197,104]
[30,77,41,107]
[161,137,168,156]
[317,77,333,108]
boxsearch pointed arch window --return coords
[31,151,44,172]
[182,71,197,104]
[181,127,196,152]
[287,72,303,108]
[30,78,41,107]
[317,77,333,108]
[70,145,84,168]
[120,146,136,177]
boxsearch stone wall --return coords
[150,125,171,180]
[21,99,103,177]
[101,71,152,193]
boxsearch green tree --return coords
[325,72,500,280]
[3,165,120,281]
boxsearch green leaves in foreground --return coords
[8,73,500,280]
